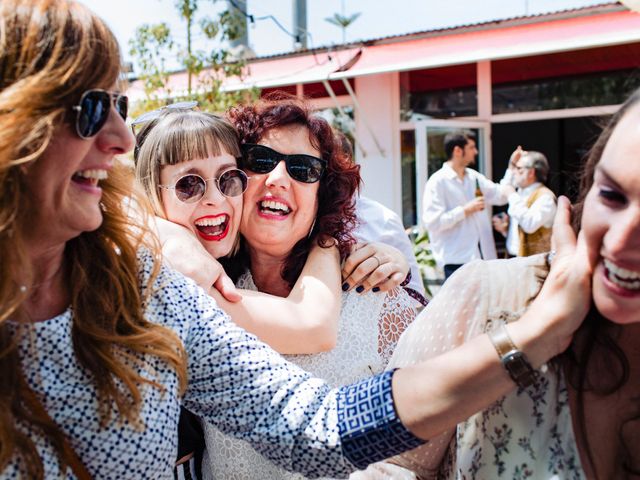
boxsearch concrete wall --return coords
[353,72,401,215]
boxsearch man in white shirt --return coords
[422,131,514,280]
[354,196,426,305]
[493,150,557,257]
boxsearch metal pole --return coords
[292,0,308,50]
[228,0,248,49]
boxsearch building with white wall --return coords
[128,2,640,228]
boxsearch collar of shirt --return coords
[517,182,542,198]
[443,162,474,182]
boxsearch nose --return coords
[264,160,291,190]
[201,178,226,206]
[95,105,135,154]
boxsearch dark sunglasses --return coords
[240,144,327,184]
[159,168,248,203]
[72,89,128,139]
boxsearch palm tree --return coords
[325,1,360,45]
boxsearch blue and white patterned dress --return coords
[5,251,422,479]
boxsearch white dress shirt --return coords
[422,162,510,267]
[355,196,425,297]
[506,182,557,256]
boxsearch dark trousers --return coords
[444,264,463,280]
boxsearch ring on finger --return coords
[372,255,381,269]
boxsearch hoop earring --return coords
[307,218,317,239]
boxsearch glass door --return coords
[400,120,491,228]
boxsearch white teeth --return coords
[604,259,640,290]
[604,259,640,280]
[260,200,290,213]
[75,169,108,180]
[195,216,226,227]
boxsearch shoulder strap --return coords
[21,382,92,480]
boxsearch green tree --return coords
[324,12,361,44]
[129,0,259,117]
[128,22,174,111]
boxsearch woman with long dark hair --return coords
[367,91,640,479]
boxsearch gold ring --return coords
[372,255,381,269]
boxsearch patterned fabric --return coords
[5,251,422,479]
[338,371,424,469]
[399,271,428,307]
[201,270,417,479]
[359,254,586,480]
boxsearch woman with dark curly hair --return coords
[201,96,419,479]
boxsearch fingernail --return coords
[341,282,349,291]
[356,285,364,293]
[372,287,380,292]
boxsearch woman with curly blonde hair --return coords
[0,1,597,478]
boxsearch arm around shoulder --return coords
[211,242,342,354]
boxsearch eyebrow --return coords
[173,162,238,179]
[595,165,624,190]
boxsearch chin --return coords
[83,212,104,232]
[201,239,233,260]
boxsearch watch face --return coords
[502,351,537,387]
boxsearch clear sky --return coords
[79,0,605,71]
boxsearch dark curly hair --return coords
[564,87,640,477]
[226,93,361,288]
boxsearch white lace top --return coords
[202,270,417,480]
[357,254,586,480]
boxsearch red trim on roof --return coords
[335,9,640,79]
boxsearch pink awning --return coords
[128,7,640,99]
[330,9,640,79]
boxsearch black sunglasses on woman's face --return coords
[72,89,128,139]
[240,144,327,184]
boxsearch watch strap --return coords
[488,322,537,388]
[488,321,517,357]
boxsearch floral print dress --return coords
[357,254,586,480]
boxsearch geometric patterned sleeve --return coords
[338,371,425,469]
[151,259,424,477]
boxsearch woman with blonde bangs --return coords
[134,110,346,354]
[0,1,600,479]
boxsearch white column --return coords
[477,60,493,177]
[476,60,492,120]
[353,72,402,214]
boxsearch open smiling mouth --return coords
[71,169,108,187]
[259,199,291,217]
[604,258,640,291]
[194,214,230,241]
